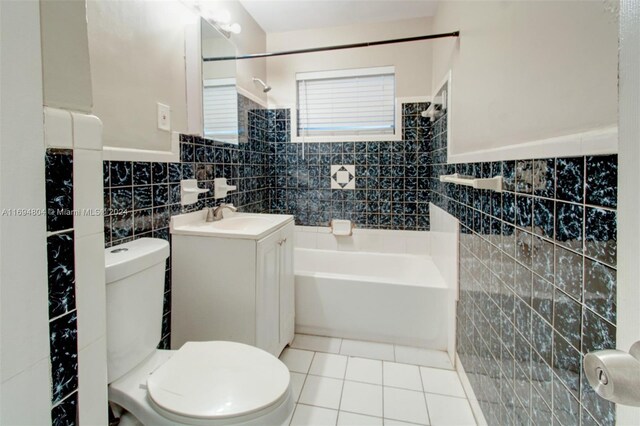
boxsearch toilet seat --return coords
[146,341,291,424]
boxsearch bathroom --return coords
[0,0,636,425]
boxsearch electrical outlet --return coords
[157,103,171,132]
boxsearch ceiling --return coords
[238,0,439,33]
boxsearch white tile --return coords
[295,231,317,249]
[383,362,423,391]
[0,358,51,425]
[71,112,103,150]
[340,339,395,361]
[340,381,383,417]
[345,357,383,385]
[290,372,306,402]
[73,149,104,237]
[44,107,72,149]
[299,375,344,409]
[316,233,338,250]
[309,353,348,379]
[75,233,107,350]
[420,367,466,398]
[280,348,314,373]
[378,234,405,254]
[338,411,383,426]
[394,346,453,370]
[405,235,429,255]
[78,337,108,425]
[290,404,338,426]
[292,334,342,354]
[383,387,429,425]
[383,420,421,425]
[425,394,476,425]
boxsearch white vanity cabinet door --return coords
[256,222,295,356]
[279,223,295,349]
[256,229,282,356]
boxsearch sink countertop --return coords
[170,209,294,240]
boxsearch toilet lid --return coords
[147,341,290,420]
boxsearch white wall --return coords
[87,0,266,152]
[87,0,195,152]
[215,0,267,103]
[431,1,618,156]
[265,17,434,108]
[40,0,93,112]
[0,1,51,423]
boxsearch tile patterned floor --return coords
[279,334,477,426]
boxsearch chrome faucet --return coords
[206,203,237,222]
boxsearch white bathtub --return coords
[295,248,453,350]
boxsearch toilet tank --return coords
[105,238,170,383]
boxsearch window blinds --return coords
[203,80,238,142]
[297,68,395,137]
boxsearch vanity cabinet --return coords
[171,219,295,357]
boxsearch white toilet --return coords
[105,238,294,426]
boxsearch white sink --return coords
[170,210,294,240]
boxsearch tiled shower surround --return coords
[430,114,617,425]
[45,149,79,425]
[102,97,617,426]
[269,104,432,230]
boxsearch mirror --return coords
[200,19,239,144]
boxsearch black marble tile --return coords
[133,185,153,210]
[553,289,582,349]
[49,311,78,403]
[532,236,554,284]
[586,155,617,208]
[152,162,168,184]
[553,332,581,397]
[515,160,533,194]
[51,392,77,426]
[502,161,516,192]
[555,202,583,253]
[110,187,133,211]
[556,157,584,203]
[532,274,553,324]
[582,307,616,353]
[584,258,616,324]
[532,310,552,363]
[552,370,581,425]
[555,245,583,302]
[46,149,74,232]
[585,207,617,267]
[516,195,533,229]
[133,162,151,185]
[109,161,132,187]
[532,158,555,198]
[47,232,76,318]
[533,198,554,239]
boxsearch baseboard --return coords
[455,353,489,426]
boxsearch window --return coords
[296,66,396,139]
[202,78,238,143]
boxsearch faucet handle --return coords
[205,207,215,222]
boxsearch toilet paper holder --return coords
[584,340,640,406]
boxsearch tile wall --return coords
[269,103,432,230]
[429,113,618,425]
[45,149,79,425]
[103,95,272,348]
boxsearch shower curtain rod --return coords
[203,31,460,61]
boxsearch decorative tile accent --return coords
[46,149,74,232]
[430,110,617,425]
[330,165,355,189]
[49,311,78,404]
[47,232,76,318]
[45,149,79,423]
